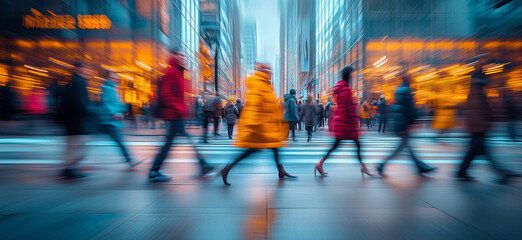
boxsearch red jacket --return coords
[159,58,187,120]
[331,80,360,140]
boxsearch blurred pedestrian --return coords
[211,93,223,136]
[100,71,142,169]
[456,69,517,182]
[25,88,48,128]
[297,100,303,130]
[360,101,371,129]
[376,73,437,177]
[220,63,296,185]
[195,95,205,126]
[201,92,214,143]
[236,98,243,116]
[283,89,299,141]
[377,95,387,133]
[300,95,317,142]
[324,98,332,127]
[431,92,457,140]
[60,62,92,179]
[150,49,214,182]
[0,80,20,121]
[314,66,373,177]
[316,99,324,130]
[224,97,239,139]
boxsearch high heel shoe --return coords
[220,164,232,185]
[314,158,328,176]
[277,164,297,179]
[360,163,374,177]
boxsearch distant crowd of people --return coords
[0,49,520,184]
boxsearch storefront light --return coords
[24,65,47,73]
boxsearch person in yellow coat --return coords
[431,94,457,140]
[220,63,297,185]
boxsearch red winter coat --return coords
[331,80,360,140]
[159,58,187,120]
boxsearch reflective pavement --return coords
[0,128,521,239]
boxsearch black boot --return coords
[221,164,232,185]
[62,169,88,179]
[149,170,172,182]
[200,163,215,176]
[417,161,437,175]
[277,164,297,179]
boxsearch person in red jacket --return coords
[150,49,214,182]
[314,66,373,177]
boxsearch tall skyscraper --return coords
[242,19,257,75]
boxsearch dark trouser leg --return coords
[230,148,259,167]
[213,116,220,135]
[323,139,342,160]
[178,121,208,166]
[105,125,132,162]
[227,124,234,138]
[479,132,506,175]
[458,133,481,174]
[289,122,296,140]
[354,139,363,163]
[382,135,407,165]
[382,120,387,133]
[272,148,280,165]
[202,113,210,141]
[306,126,312,141]
[151,120,178,171]
[378,120,383,133]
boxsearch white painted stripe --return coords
[0,158,492,165]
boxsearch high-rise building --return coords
[315,0,522,105]
[242,19,257,75]
[279,0,315,99]
[200,0,242,98]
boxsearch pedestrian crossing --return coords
[0,131,520,165]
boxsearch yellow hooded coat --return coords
[235,71,288,149]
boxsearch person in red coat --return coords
[150,49,214,182]
[314,66,373,177]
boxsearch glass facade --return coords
[315,0,522,106]
[0,0,204,107]
[315,0,364,102]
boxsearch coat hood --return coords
[284,93,295,102]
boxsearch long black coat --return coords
[62,74,91,135]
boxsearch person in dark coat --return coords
[150,49,214,182]
[314,66,372,177]
[283,89,299,141]
[456,70,517,182]
[224,98,239,139]
[316,100,324,130]
[60,62,92,179]
[377,95,387,133]
[297,100,303,130]
[299,95,317,142]
[212,94,223,136]
[376,74,437,177]
[236,98,243,116]
[324,98,332,127]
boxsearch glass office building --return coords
[315,0,522,106]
